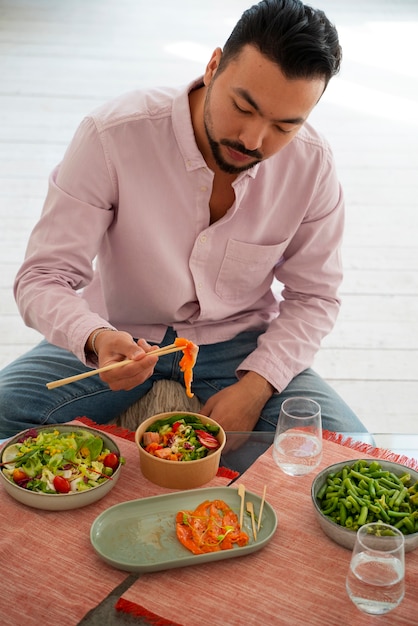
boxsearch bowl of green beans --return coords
[311,459,418,552]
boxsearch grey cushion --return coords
[114,380,202,431]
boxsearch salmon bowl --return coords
[134,412,226,489]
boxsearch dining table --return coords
[0,418,417,626]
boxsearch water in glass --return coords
[346,552,404,615]
[346,523,405,615]
[272,431,321,476]
[273,397,322,476]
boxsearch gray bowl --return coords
[311,459,418,552]
[0,424,122,511]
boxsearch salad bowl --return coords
[135,412,226,489]
[0,423,123,511]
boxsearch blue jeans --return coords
[0,328,368,438]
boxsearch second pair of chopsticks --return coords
[238,483,267,540]
[46,342,187,390]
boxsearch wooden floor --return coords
[1,0,417,434]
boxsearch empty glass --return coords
[272,397,322,476]
[346,523,405,615]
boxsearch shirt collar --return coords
[172,77,260,180]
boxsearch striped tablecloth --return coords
[0,418,236,626]
[116,433,418,626]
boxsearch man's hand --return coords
[200,372,274,431]
[87,329,158,391]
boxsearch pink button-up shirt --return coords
[14,79,344,393]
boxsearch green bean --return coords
[346,494,361,513]
[358,505,369,526]
[379,477,404,490]
[358,479,369,493]
[345,515,354,528]
[387,510,411,519]
[339,502,347,526]
[367,503,381,515]
[368,481,376,498]
[348,490,367,508]
[325,490,339,499]
[374,501,390,522]
[322,497,339,515]
[350,469,372,483]
[390,471,409,485]
[410,493,418,507]
[402,516,415,533]
[394,487,408,508]
[388,490,400,508]
[370,470,390,478]
[316,482,328,500]
[344,477,359,494]
[316,459,418,535]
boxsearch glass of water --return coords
[272,397,322,476]
[346,523,405,615]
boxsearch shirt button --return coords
[200,185,208,192]
[200,235,207,243]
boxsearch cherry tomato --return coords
[53,475,71,493]
[12,468,29,483]
[103,453,119,471]
[195,430,220,450]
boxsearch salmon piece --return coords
[176,499,249,554]
[175,337,199,398]
[153,447,173,459]
[142,431,161,447]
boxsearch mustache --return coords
[220,139,263,160]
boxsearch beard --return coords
[203,88,263,174]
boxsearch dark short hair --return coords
[218,0,342,86]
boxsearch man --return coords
[0,0,368,438]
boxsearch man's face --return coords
[202,45,326,174]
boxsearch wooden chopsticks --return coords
[238,483,246,529]
[258,485,267,532]
[246,501,257,541]
[238,484,267,540]
[46,342,187,390]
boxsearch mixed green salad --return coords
[141,414,221,462]
[1,428,124,494]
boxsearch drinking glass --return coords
[346,523,405,615]
[272,397,322,476]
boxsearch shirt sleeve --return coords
[236,148,344,392]
[14,117,117,364]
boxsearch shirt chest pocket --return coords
[215,239,288,302]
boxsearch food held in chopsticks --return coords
[174,337,199,398]
[46,337,199,391]
[141,413,220,462]
[176,499,249,554]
